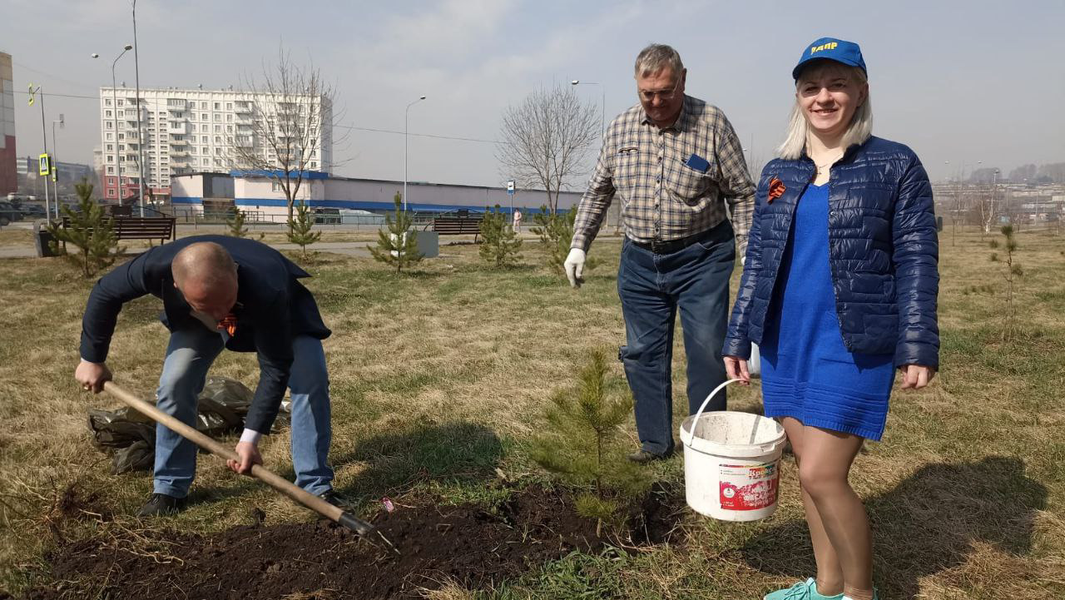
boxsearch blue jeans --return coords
[617,221,735,455]
[153,328,334,498]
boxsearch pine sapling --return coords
[989,224,1022,340]
[286,200,322,260]
[530,206,598,279]
[46,180,124,278]
[227,206,250,238]
[368,193,423,273]
[478,204,523,267]
[530,348,648,535]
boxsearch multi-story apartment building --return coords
[98,86,332,202]
[1,52,16,196]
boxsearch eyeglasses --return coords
[638,80,681,102]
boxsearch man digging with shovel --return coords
[75,236,345,516]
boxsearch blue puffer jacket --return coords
[723,136,939,368]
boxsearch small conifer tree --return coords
[531,206,598,279]
[478,204,523,267]
[46,181,124,278]
[286,200,321,260]
[990,224,1022,340]
[530,348,648,535]
[226,206,250,238]
[368,193,423,273]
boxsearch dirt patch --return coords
[22,485,685,599]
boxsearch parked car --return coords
[313,207,341,224]
[0,201,23,226]
[19,204,47,219]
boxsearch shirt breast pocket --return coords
[672,161,710,203]
[614,146,640,186]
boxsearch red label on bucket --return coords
[719,461,779,511]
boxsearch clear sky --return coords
[3,0,1063,188]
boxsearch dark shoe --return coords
[137,493,187,517]
[318,490,351,509]
[627,449,672,464]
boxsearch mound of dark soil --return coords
[22,485,685,600]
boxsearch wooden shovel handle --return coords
[102,381,367,531]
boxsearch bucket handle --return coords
[685,378,743,442]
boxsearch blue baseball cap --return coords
[792,37,867,80]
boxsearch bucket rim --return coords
[679,413,786,458]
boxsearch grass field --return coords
[0,226,1062,599]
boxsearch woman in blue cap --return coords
[723,37,939,600]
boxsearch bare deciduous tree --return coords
[226,47,343,221]
[497,85,599,214]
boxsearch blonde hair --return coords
[777,63,872,160]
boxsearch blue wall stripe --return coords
[171,196,563,214]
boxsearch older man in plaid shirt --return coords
[565,43,755,462]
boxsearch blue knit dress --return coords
[759,183,895,441]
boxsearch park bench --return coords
[63,215,177,244]
[431,215,484,241]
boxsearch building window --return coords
[226,114,233,122]
[202,158,210,166]
[106,144,113,151]
[118,99,124,106]
[201,125,208,132]
[106,155,114,162]
[105,110,112,117]
[213,102,220,110]
[226,102,232,110]
[202,147,209,154]
[310,162,317,169]
[107,166,114,174]
[214,136,221,143]
[272,180,283,192]
[108,189,116,197]
[226,125,233,133]
[214,125,221,133]
[106,121,113,129]
[105,99,112,106]
[201,101,207,109]
[106,133,113,140]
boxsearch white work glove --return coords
[564,248,586,288]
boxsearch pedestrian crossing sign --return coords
[39,154,51,176]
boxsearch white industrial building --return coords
[98,86,332,203]
[171,171,583,221]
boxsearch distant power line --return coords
[10,89,502,145]
[12,89,99,100]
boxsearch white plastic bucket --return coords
[679,379,787,521]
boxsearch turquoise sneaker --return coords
[764,578,844,600]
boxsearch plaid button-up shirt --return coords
[571,95,755,254]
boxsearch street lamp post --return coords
[132,0,146,217]
[28,84,51,219]
[93,46,133,206]
[403,95,426,213]
[570,80,605,135]
[51,114,64,216]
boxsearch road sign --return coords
[507,180,515,195]
[27,84,35,106]
[38,154,51,176]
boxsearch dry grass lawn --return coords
[0,225,1062,598]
